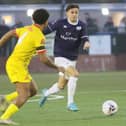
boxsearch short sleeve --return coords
[15,27,24,37]
[35,34,46,54]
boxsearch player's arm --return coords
[36,47,64,72]
[39,53,57,69]
[80,23,90,51]
[83,41,90,50]
[81,36,90,51]
[43,20,59,35]
[0,30,16,47]
[39,53,64,72]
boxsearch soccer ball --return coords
[102,100,118,115]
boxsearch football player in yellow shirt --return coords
[0,9,64,125]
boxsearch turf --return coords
[0,72,126,126]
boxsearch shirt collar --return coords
[67,18,78,25]
[33,24,41,30]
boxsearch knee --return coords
[29,81,38,97]
[70,71,79,78]
[66,67,79,78]
[57,83,65,90]
[30,88,38,97]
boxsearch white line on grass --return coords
[28,94,64,103]
[77,89,126,94]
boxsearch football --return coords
[102,100,118,115]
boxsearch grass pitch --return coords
[0,72,126,126]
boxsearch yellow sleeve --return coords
[15,27,24,37]
[35,35,46,54]
[35,37,45,47]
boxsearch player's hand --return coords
[83,41,90,50]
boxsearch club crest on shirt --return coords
[76,26,82,30]
[63,25,67,28]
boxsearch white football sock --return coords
[44,83,60,97]
[67,77,78,106]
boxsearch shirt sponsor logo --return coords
[60,35,77,41]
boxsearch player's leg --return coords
[66,66,79,111]
[0,79,37,125]
[0,92,18,113]
[29,80,38,97]
[0,59,36,124]
[39,73,68,107]
[5,92,18,103]
[0,60,19,113]
[39,57,67,107]
[0,82,31,121]
[45,73,68,96]
[45,57,68,96]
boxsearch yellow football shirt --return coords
[10,24,46,64]
[6,24,46,83]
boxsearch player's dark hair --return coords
[32,9,49,25]
[66,4,79,12]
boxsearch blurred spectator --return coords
[0,23,10,57]
[84,12,94,24]
[118,16,126,33]
[11,21,24,29]
[1,19,6,25]
[103,16,116,33]
[84,12,99,34]
[88,18,99,34]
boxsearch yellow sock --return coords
[5,92,18,102]
[0,103,19,120]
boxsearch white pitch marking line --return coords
[77,89,126,94]
[35,94,64,97]
[27,94,64,103]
